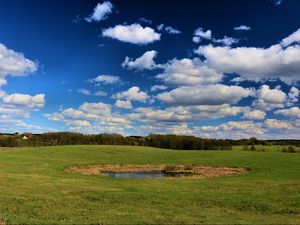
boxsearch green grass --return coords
[0,145,299,224]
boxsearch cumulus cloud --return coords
[77,89,91,96]
[157,84,253,106]
[194,120,264,139]
[45,101,132,134]
[150,85,167,92]
[122,50,159,70]
[115,100,132,109]
[243,109,266,120]
[77,88,107,96]
[252,85,286,111]
[85,1,113,22]
[195,29,300,84]
[157,24,181,34]
[275,107,300,119]
[264,118,293,130]
[0,43,37,87]
[129,104,245,124]
[281,28,300,47]
[137,123,192,136]
[79,102,111,115]
[112,86,149,102]
[0,118,57,134]
[234,25,251,31]
[66,120,91,127]
[88,75,120,85]
[0,106,31,118]
[94,90,108,96]
[156,58,222,86]
[195,118,300,139]
[165,26,181,34]
[3,93,45,109]
[193,27,238,46]
[138,17,152,24]
[102,23,161,44]
[193,27,212,43]
[0,90,5,98]
[213,36,239,46]
[287,87,299,106]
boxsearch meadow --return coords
[0,145,299,224]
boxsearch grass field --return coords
[0,145,299,224]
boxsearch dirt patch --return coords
[0,219,6,225]
[67,164,247,178]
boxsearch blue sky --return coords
[0,0,300,139]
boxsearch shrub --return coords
[250,145,256,151]
[163,165,179,172]
[242,145,249,151]
[183,164,194,170]
[282,146,296,153]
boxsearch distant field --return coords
[0,145,299,224]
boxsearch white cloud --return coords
[130,104,245,124]
[192,36,201,44]
[77,89,91,95]
[156,58,222,86]
[157,84,253,106]
[138,17,152,24]
[165,26,181,34]
[113,86,149,102]
[234,25,251,31]
[115,100,132,109]
[0,106,31,118]
[193,27,238,46]
[157,24,181,34]
[0,43,37,87]
[45,101,132,134]
[194,118,300,139]
[213,36,239,46]
[275,107,300,119]
[102,23,161,45]
[89,75,120,85]
[150,85,167,92]
[85,1,113,22]
[122,50,159,70]
[196,41,300,84]
[273,0,284,6]
[79,102,111,115]
[287,87,299,106]
[0,90,5,97]
[281,28,300,47]
[0,118,57,134]
[194,120,264,139]
[252,85,286,111]
[264,119,293,130]
[137,123,192,136]
[66,120,91,127]
[193,27,212,43]
[243,109,266,120]
[77,89,107,96]
[94,90,107,96]
[3,93,45,109]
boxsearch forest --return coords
[0,132,299,150]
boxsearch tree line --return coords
[0,132,299,150]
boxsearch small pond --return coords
[102,171,192,179]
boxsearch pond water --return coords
[102,171,192,179]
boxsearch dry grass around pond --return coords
[67,164,247,178]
